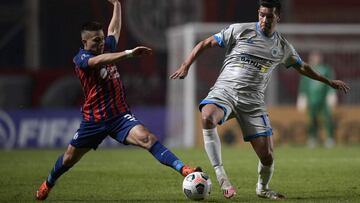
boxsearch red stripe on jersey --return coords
[83,74,94,121]
[75,66,91,121]
[118,78,129,112]
[74,57,130,121]
[98,84,109,121]
[97,84,108,120]
[85,72,97,121]
[113,78,123,113]
[107,79,118,116]
[89,84,103,122]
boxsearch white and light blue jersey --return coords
[210,22,302,114]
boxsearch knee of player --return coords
[201,114,218,128]
[63,153,77,167]
[136,132,157,149]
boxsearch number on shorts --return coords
[124,114,137,122]
[73,132,79,140]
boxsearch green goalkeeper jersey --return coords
[299,64,335,105]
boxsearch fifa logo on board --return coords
[0,111,16,149]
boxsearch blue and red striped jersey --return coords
[73,36,130,122]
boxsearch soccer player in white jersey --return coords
[170,0,350,200]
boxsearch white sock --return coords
[257,160,274,190]
[203,128,231,188]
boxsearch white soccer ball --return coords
[182,172,212,201]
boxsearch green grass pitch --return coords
[0,145,359,202]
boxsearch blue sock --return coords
[149,141,184,173]
[46,154,70,187]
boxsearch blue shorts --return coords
[70,112,142,149]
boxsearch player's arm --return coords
[170,36,219,79]
[87,46,152,68]
[293,58,350,93]
[107,0,121,43]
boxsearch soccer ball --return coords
[182,172,212,201]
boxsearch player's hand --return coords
[131,46,152,57]
[329,80,350,94]
[107,0,119,5]
[169,64,190,79]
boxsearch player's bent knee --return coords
[127,125,157,149]
[135,132,157,149]
[62,146,89,167]
[63,153,78,167]
[201,115,217,129]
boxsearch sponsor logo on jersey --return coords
[99,65,120,80]
[239,55,272,73]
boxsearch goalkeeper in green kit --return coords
[297,51,337,148]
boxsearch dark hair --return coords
[259,0,281,14]
[81,21,103,33]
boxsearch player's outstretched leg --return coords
[36,154,69,200]
[203,128,236,199]
[126,125,202,176]
[36,146,90,200]
[149,140,202,176]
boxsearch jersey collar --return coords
[256,22,276,39]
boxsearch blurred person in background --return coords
[170,0,350,200]
[297,51,337,148]
[35,0,201,200]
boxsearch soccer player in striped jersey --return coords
[170,0,349,200]
[36,0,200,200]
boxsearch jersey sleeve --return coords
[105,35,117,53]
[281,40,303,69]
[73,52,94,70]
[213,24,236,48]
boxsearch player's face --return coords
[82,30,105,55]
[258,6,280,37]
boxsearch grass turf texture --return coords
[0,145,359,202]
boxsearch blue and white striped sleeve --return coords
[213,25,234,48]
[283,43,303,69]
